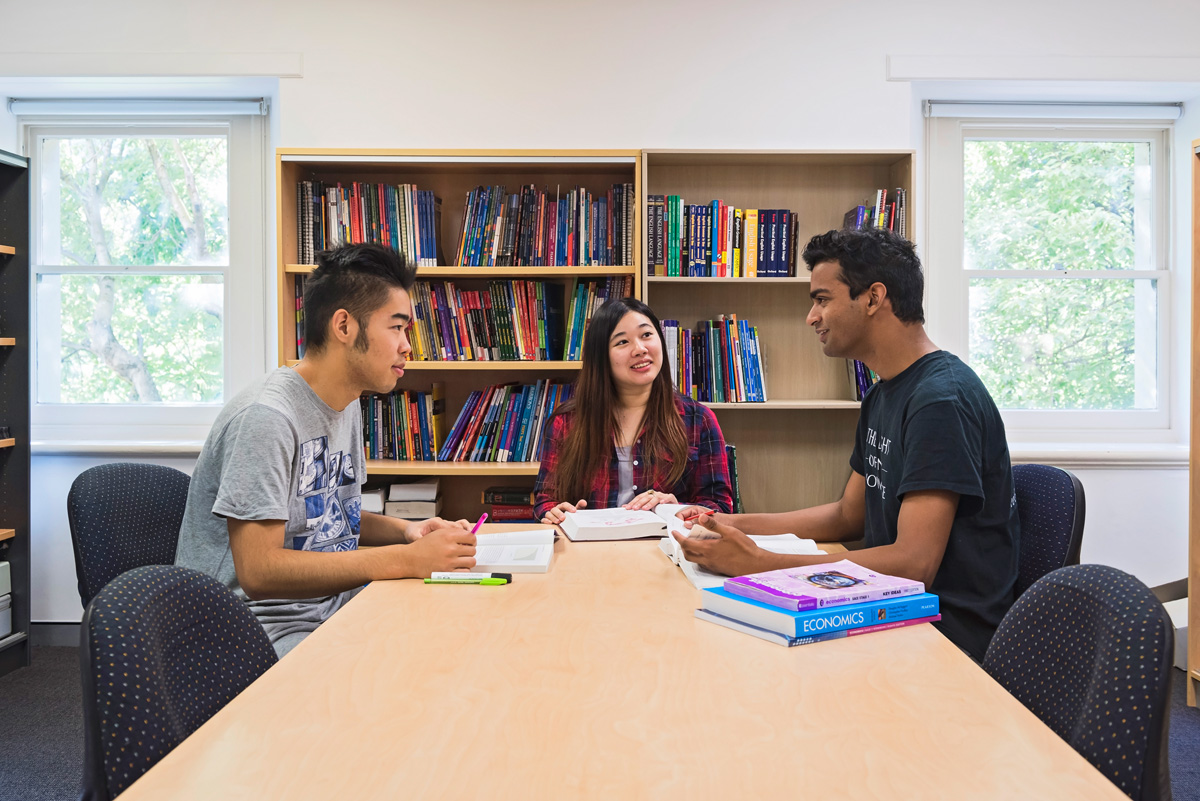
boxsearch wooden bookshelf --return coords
[277,149,641,519]
[642,149,913,513]
[0,148,29,677]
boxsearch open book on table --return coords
[473,529,555,573]
[560,503,700,542]
[658,531,821,590]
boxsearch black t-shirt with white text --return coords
[850,350,1019,661]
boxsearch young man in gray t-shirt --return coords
[176,244,477,657]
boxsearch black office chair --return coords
[1012,463,1085,597]
[67,462,191,607]
[80,565,278,801]
[983,564,1173,801]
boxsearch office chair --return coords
[1012,463,1085,597]
[79,565,278,801]
[67,462,191,607]
[983,564,1173,801]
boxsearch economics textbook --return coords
[699,587,940,639]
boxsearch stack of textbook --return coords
[695,559,939,647]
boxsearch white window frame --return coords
[22,112,268,446]
[926,116,1174,444]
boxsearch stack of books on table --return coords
[695,559,939,647]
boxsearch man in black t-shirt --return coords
[675,227,1019,661]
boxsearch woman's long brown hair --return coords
[550,297,689,503]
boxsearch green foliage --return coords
[963,140,1154,411]
[52,137,228,266]
[41,136,228,403]
[55,275,224,403]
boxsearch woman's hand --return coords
[622,489,678,511]
[541,499,587,526]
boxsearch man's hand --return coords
[542,499,586,526]
[671,514,775,576]
[397,528,477,576]
[406,516,471,541]
[674,506,725,539]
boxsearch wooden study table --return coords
[120,527,1127,801]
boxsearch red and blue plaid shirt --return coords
[534,394,733,520]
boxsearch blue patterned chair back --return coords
[983,564,1173,801]
[67,462,191,606]
[1013,463,1085,597]
[79,565,278,801]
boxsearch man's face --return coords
[806,260,868,360]
[347,286,413,394]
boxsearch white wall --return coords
[2,0,1199,619]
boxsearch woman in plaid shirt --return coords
[536,297,733,524]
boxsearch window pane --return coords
[39,136,228,266]
[36,274,224,404]
[963,140,1151,271]
[968,278,1157,410]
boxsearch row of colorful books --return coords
[646,196,799,277]
[296,181,443,267]
[407,280,565,362]
[360,384,448,462]
[439,379,573,463]
[696,559,939,647]
[661,316,767,403]
[296,275,632,361]
[455,183,636,267]
[842,188,908,237]
[481,485,537,523]
[850,359,880,401]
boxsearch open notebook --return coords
[658,531,821,590]
[474,529,556,573]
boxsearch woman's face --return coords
[607,311,663,392]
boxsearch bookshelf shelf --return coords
[647,276,810,284]
[642,149,912,514]
[286,264,636,278]
[0,632,27,655]
[0,148,29,677]
[703,400,860,411]
[365,460,540,477]
[278,149,640,519]
[404,361,581,371]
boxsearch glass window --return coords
[24,115,266,442]
[927,119,1170,437]
[35,134,230,404]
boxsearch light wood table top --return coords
[120,528,1126,801]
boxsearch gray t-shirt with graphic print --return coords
[176,366,364,656]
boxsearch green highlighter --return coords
[424,572,512,585]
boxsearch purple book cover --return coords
[723,559,923,612]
